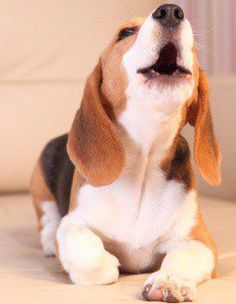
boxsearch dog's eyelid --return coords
[117,26,138,42]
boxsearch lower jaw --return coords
[144,72,192,85]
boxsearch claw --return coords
[142,285,164,301]
[142,284,152,301]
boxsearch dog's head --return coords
[67,4,221,187]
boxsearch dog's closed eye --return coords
[118,27,137,41]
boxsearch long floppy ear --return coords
[187,69,222,185]
[67,60,125,187]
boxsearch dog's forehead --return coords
[119,17,145,31]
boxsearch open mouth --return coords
[137,42,191,77]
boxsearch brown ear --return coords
[187,69,222,185]
[67,60,125,187]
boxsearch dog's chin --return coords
[131,74,194,112]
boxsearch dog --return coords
[30,4,221,302]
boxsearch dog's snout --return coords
[152,4,184,28]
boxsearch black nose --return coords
[152,4,184,28]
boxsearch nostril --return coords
[174,8,184,20]
[156,8,167,19]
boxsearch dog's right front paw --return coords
[57,225,119,285]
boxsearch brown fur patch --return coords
[162,135,196,190]
[30,160,54,231]
[67,60,126,187]
[187,69,222,185]
[190,206,218,277]
[161,106,196,190]
[101,18,144,117]
[69,171,85,212]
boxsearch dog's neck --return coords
[118,97,183,157]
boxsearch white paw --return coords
[57,224,120,285]
[142,271,196,302]
[40,233,55,257]
[40,201,61,257]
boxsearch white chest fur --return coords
[72,100,197,272]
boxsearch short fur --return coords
[40,134,74,216]
[163,135,194,191]
[187,70,221,185]
[67,60,126,187]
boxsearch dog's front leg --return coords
[56,214,120,285]
[142,240,215,302]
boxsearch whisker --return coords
[194,42,214,55]
[193,26,217,37]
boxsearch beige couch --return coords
[1,1,236,303]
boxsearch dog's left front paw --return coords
[142,271,196,302]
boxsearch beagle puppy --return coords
[30,4,221,302]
